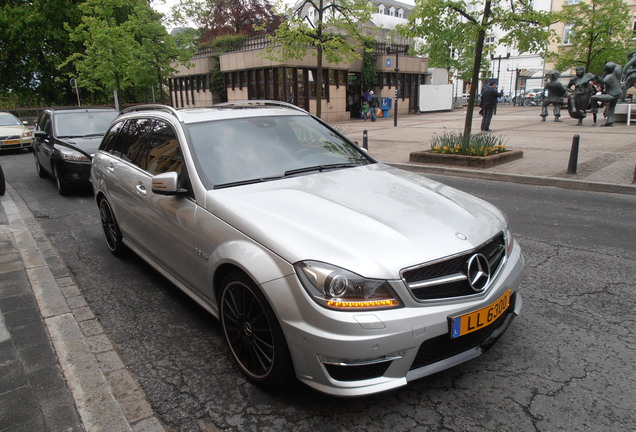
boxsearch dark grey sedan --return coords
[33,108,118,195]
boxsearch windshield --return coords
[187,115,374,188]
[0,113,22,127]
[54,111,118,138]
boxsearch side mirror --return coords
[151,171,187,196]
[34,131,47,138]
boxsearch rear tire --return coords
[220,271,293,387]
[98,198,125,256]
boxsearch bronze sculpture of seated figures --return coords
[566,66,597,125]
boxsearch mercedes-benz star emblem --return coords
[466,254,491,292]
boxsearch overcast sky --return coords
[153,0,416,25]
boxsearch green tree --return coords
[62,0,195,105]
[360,38,377,93]
[549,0,634,75]
[400,0,556,139]
[205,34,246,102]
[0,0,83,105]
[262,0,373,118]
[170,0,280,39]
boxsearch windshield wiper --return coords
[60,134,102,138]
[284,163,359,177]
[214,175,283,189]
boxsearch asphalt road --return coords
[2,150,635,432]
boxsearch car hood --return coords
[206,164,505,279]
[0,125,26,136]
[56,136,104,156]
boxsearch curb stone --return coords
[4,184,166,432]
[389,162,636,195]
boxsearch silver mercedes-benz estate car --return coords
[91,102,524,396]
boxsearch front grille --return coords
[0,135,20,140]
[402,232,506,301]
[409,293,516,371]
[324,361,392,382]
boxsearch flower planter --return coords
[409,150,524,168]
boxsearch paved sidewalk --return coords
[0,102,634,432]
[0,185,164,432]
[337,104,636,194]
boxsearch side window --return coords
[146,120,183,176]
[100,120,125,153]
[121,118,153,166]
[36,113,51,134]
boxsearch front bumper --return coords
[0,137,32,150]
[58,160,92,186]
[265,241,524,397]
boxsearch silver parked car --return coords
[0,111,33,151]
[91,102,524,396]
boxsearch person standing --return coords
[480,81,503,132]
[368,90,379,122]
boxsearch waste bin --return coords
[381,98,392,118]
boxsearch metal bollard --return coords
[363,129,368,150]
[567,134,580,174]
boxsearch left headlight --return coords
[59,147,90,161]
[295,261,402,311]
[21,130,33,139]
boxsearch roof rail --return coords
[213,100,308,114]
[121,104,181,119]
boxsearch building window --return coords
[378,5,384,14]
[485,35,496,45]
[567,0,580,4]
[563,24,574,45]
[397,9,404,18]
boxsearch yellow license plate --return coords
[450,290,511,338]
[2,139,20,145]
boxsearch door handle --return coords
[106,164,115,173]
[135,183,147,197]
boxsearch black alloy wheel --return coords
[220,271,293,387]
[98,198,125,256]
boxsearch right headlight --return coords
[294,261,402,311]
[59,146,90,161]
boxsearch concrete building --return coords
[168,0,434,121]
[544,0,636,75]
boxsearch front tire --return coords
[34,153,47,178]
[98,198,125,256]
[220,271,293,387]
[0,164,5,196]
[53,164,70,195]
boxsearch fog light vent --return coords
[324,361,392,382]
